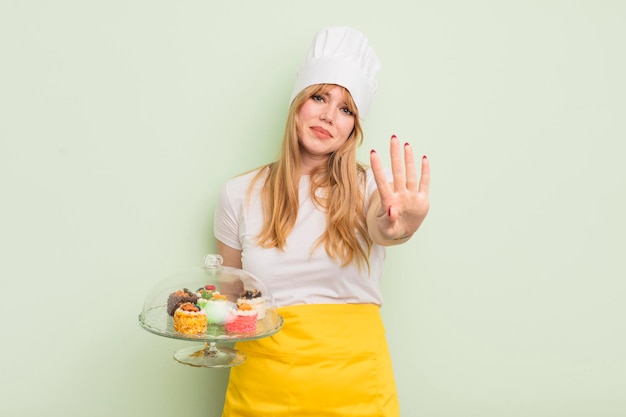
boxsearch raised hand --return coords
[368,134,430,244]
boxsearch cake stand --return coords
[138,254,283,368]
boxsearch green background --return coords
[1,1,624,416]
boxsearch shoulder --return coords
[215,168,266,229]
[222,167,266,194]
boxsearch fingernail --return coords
[370,149,376,154]
[423,155,428,159]
[404,142,410,147]
[388,206,392,216]
[391,135,397,140]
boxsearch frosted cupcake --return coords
[225,303,258,334]
[237,289,266,320]
[196,285,232,325]
[167,288,199,316]
[173,302,207,335]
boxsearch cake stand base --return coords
[173,342,246,368]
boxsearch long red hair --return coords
[248,84,372,270]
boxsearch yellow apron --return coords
[222,304,400,417]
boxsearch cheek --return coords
[298,100,315,119]
[339,119,356,139]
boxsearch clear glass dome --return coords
[138,254,283,367]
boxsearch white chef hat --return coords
[289,26,381,119]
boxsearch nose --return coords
[320,108,333,124]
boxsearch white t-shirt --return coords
[214,168,387,308]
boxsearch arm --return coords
[217,239,243,269]
[367,135,430,246]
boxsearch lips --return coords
[310,126,332,139]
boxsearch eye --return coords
[311,95,324,102]
[340,107,354,116]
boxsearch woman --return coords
[214,26,430,416]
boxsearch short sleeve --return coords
[213,181,242,250]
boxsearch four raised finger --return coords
[371,134,430,203]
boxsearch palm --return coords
[370,135,430,240]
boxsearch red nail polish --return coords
[404,142,409,147]
[388,206,392,216]
[391,135,397,140]
[370,149,376,154]
[423,155,427,159]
